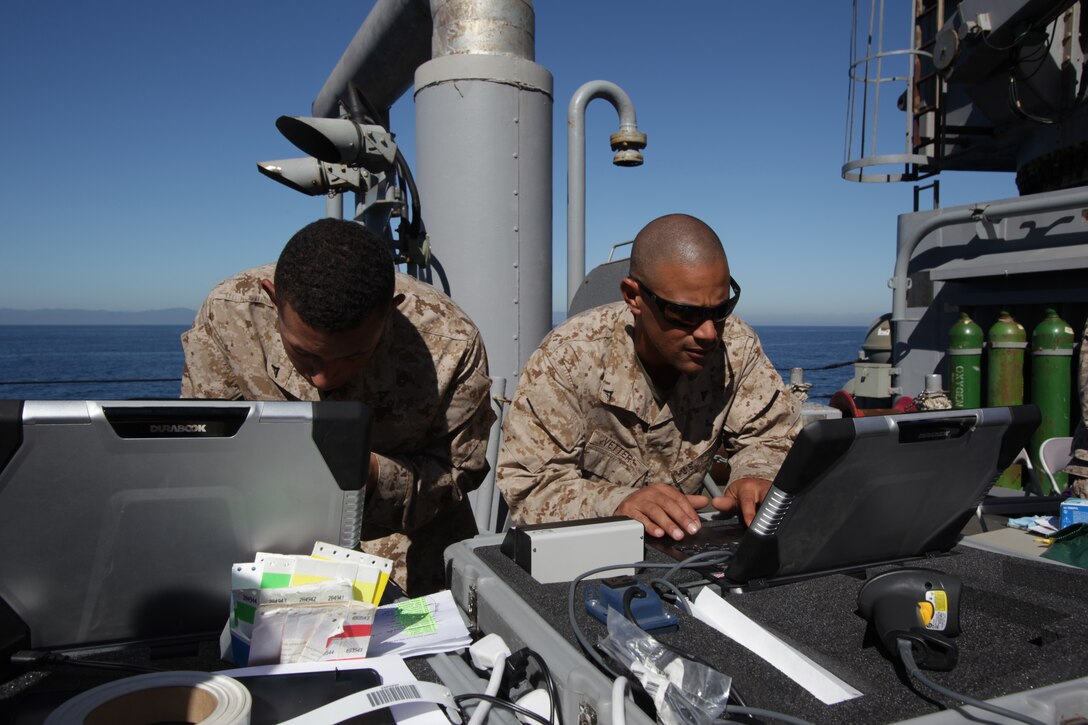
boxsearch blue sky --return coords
[0,1,1018,325]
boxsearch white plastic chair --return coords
[975,448,1057,531]
[1038,436,1075,495]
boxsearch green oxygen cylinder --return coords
[988,311,1027,489]
[948,313,983,409]
[1031,309,1075,493]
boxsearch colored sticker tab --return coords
[394,597,438,636]
[924,590,948,630]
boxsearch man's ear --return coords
[260,279,278,308]
[620,277,641,316]
[392,293,406,309]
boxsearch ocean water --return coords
[0,325,188,400]
[755,325,864,401]
[0,324,865,402]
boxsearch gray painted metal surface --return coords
[890,186,1088,397]
[446,536,655,725]
[415,53,553,381]
[313,0,432,119]
[892,185,1088,324]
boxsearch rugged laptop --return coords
[0,399,371,650]
[649,405,1039,589]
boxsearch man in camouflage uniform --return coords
[1065,318,1088,497]
[497,214,800,541]
[181,218,495,595]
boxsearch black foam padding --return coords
[476,544,1088,724]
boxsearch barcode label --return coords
[368,683,421,707]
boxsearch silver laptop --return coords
[0,399,371,649]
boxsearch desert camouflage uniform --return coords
[1066,320,1088,497]
[497,302,801,524]
[181,264,495,595]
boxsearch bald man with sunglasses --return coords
[496,214,801,541]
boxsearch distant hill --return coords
[0,308,197,325]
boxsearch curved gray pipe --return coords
[312,0,432,119]
[313,0,535,119]
[891,185,1088,323]
[567,80,641,309]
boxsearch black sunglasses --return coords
[631,277,741,327]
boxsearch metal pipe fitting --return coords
[567,80,646,309]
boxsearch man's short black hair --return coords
[274,218,395,332]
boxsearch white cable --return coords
[514,689,554,725]
[611,676,628,725]
[468,633,511,725]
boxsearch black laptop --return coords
[0,399,372,650]
[649,405,1039,589]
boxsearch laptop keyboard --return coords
[646,518,745,567]
[672,536,740,557]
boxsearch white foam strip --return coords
[690,588,863,705]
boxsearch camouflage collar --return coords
[597,311,722,426]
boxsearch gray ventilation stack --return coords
[414,0,553,382]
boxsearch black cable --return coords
[524,649,562,725]
[896,639,1046,725]
[621,587,646,623]
[567,560,715,679]
[454,693,554,725]
[428,255,452,296]
[344,83,425,246]
[980,20,1046,53]
[1005,17,1061,125]
[720,705,814,725]
[569,559,811,725]
[660,549,735,583]
[648,578,691,614]
[1008,70,1057,125]
[11,649,161,674]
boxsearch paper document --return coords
[689,588,863,705]
[366,589,472,658]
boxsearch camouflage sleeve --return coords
[1080,318,1088,429]
[718,337,802,484]
[1067,321,1088,486]
[497,348,635,525]
[179,301,243,400]
[366,331,496,533]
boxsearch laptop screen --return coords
[0,399,372,650]
[722,405,1039,586]
[648,405,1038,588]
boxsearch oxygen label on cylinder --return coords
[924,590,948,631]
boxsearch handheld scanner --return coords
[857,568,963,671]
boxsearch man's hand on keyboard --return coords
[614,483,711,540]
[712,477,773,526]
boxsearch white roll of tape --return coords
[44,670,252,725]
